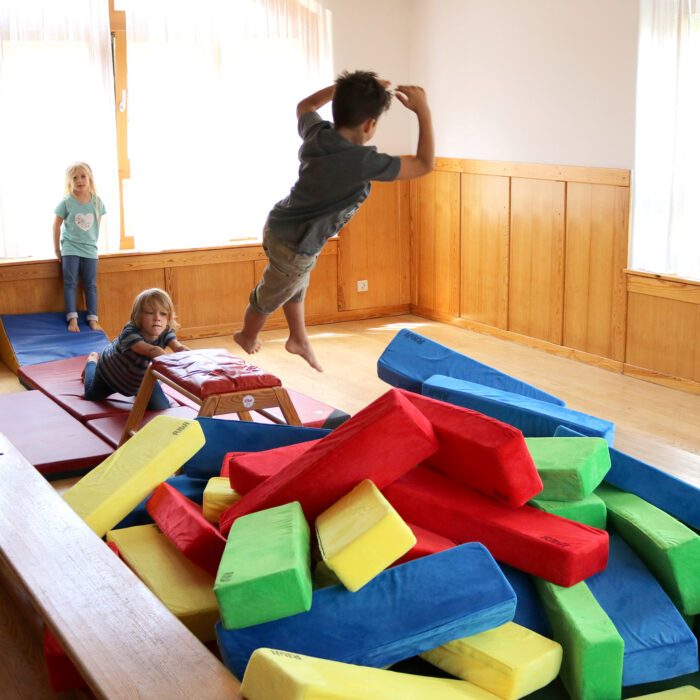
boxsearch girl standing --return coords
[83,288,190,410]
[53,162,105,332]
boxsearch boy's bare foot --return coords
[67,318,79,332]
[234,331,262,355]
[88,320,102,331]
[81,351,99,381]
[285,337,323,372]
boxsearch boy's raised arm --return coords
[395,85,435,181]
[297,85,336,118]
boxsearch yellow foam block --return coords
[107,524,219,642]
[421,622,563,700]
[202,476,240,524]
[63,417,205,537]
[627,688,700,700]
[241,647,503,700]
[315,479,417,592]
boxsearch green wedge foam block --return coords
[596,483,700,616]
[214,501,312,629]
[530,492,607,529]
[534,577,623,700]
[525,437,610,501]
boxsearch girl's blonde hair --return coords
[64,162,100,220]
[130,288,180,332]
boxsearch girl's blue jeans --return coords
[62,255,98,321]
[83,360,171,410]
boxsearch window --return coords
[632,0,700,281]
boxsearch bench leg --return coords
[118,368,157,446]
[273,387,302,426]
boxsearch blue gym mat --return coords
[377,328,565,405]
[1,312,109,368]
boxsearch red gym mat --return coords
[0,390,113,477]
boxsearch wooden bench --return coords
[0,434,243,698]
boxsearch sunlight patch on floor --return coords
[367,321,434,332]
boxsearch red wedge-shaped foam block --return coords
[219,389,439,536]
[393,522,457,567]
[383,466,608,586]
[397,389,543,507]
[223,439,322,493]
[146,482,227,578]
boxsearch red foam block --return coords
[219,388,439,536]
[393,522,457,567]
[146,482,226,578]
[383,466,608,587]
[398,389,543,507]
[223,439,322,493]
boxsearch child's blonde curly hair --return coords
[130,288,180,332]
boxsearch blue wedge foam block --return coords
[216,542,516,679]
[377,328,565,405]
[113,474,209,529]
[586,532,698,685]
[554,425,700,530]
[498,562,552,637]
[181,417,330,480]
[0,312,109,367]
[423,375,615,445]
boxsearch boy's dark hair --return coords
[332,70,392,129]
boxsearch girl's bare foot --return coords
[234,330,262,354]
[81,352,99,381]
[88,320,102,331]
[285,337,323,372]
[67,318,79,332]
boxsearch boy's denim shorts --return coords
[249,227,319,315]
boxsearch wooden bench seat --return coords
[0,433,242,698]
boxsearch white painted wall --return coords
[324,0,639,169]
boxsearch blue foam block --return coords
[423,375,615,445]
[181,417,330,480]
[554,425,700,530]
[586,533,698,685]
[498,562,552,637]
[377,328,565,405]
[216,542,516,679]
[113,473,209,529]
[0,312,109,367]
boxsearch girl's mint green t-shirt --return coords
[54,194,106,259]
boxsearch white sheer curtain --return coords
[0,0,119,259]
[118,0,333,252]
[632,0,700,281]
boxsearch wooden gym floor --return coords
[0,314,698,697]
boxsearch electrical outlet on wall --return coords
[357,280,368,292]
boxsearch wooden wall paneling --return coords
[337,181,410,311]
[460,173,510,328]
[170,261,255,338]
[564,183,629,360]
[97,268,166,339]
[626,291,699,383]
[509,178,566,344]
[409,171,460,315]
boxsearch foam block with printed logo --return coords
[63,416,205,537]
[383,466,608,587]
[218,389,438,536]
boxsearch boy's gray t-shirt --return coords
[267,111,401,256]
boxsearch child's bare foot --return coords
[88,320,102,331]
[81,352,99,381]
[67,318,79,332]
[285,337,323,372]
[234,330,262,355]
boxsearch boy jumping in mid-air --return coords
[234,70,434,372]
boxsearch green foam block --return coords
[596,483,700,616]
[525,437,610,501]
[530,492,607,529]
[534,577,623,700]
[214,501,312,629]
